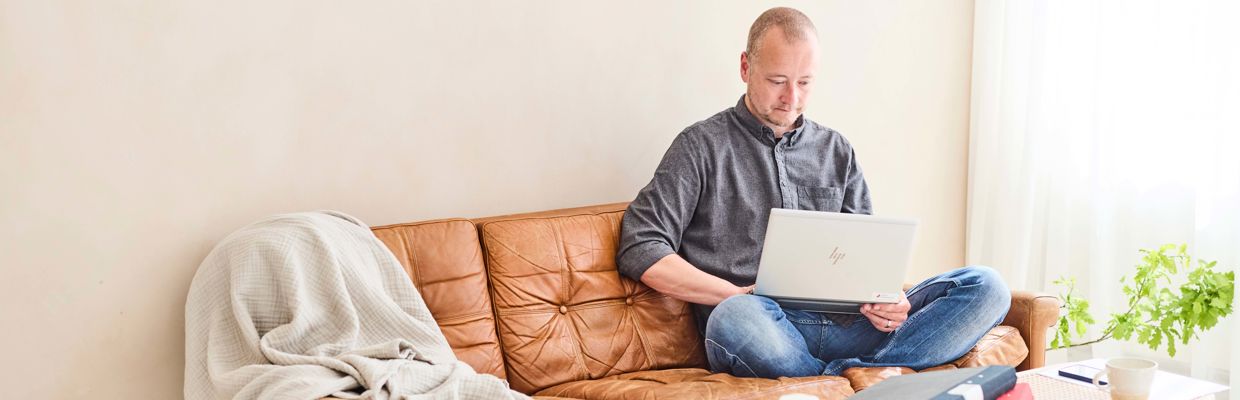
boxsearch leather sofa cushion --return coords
[949,325,1028,368]
[536,368,855,400]
[840,325,1027,391]
[475,203,707,394]
[371,219,507,379]
[841,366,915,393]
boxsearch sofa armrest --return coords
[1002,290,1060,371]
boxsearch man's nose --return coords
[781,83,798,106]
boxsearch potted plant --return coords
[1051,244,1235,357]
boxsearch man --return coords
[616,7,1010,378]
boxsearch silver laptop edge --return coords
[754,208,919,314]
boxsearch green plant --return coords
[1050,243,1235,357]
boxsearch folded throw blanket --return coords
[185,211,527,400]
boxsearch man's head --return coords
[741,7,819,135]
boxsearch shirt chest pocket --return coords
[796,186,844,212]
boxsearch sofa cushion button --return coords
[625,298,634,305]
[559,305,568,314]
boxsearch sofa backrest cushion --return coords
[474,203,707,394]
[371,219,507,379]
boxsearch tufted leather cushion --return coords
[475,203,707,394]
[536,368,855,400]
[371,219,507,379]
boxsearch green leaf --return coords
[1052,245,1235,357]
[1137,327,1152,344]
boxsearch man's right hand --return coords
[860,291,910,333]
[639,253,752,305]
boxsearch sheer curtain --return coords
[967,0,1240,390]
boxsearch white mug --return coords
[1093,357,1158,400]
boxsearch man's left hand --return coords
[860,292,910,333]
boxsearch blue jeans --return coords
[704,265,1011,377]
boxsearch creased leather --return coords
[536,368,854,400]
[842,367,915,392]
[950,325,1028,368]
[371,219,508,380]
[475,204,707,394]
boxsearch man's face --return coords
[741,27,820,132]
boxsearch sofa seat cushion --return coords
[840,325,1028,391]
[949,325,1028,368]
[534,368,854,400]
[840,366,915,393]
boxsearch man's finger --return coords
[858,308,880,324]
[873,301,910,312]
[860,309,894,331]
[867,308,907,322]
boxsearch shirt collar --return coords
[733,95,806,146]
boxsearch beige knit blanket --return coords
[184,211,527,400]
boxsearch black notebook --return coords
[847,365,1017,400]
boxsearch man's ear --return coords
[740,52,751,83]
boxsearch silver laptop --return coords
[754,208,918,314]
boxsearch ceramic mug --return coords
[1093,357,1158,400]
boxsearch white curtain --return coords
[967,0,1240,390]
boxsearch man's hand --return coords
[860,292,910,333]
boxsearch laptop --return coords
[754,208,918,314]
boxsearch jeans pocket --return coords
[796,186,844,212]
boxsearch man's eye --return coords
[770,80,786,85]
[798,81,810,86]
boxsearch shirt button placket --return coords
[775,145,791,208]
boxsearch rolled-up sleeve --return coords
[840,147,873,215]
[617,132,702,281]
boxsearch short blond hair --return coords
[746,7,817,61]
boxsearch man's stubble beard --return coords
[747,87,802,131]
[758,107,800,130]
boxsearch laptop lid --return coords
[754,208,918,313]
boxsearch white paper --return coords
[1033,358,1229,400]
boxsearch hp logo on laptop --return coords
[828,246,846,265]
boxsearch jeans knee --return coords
[705,295,825,377]
[706,307,825,377]
[706,294,775,340]
[960,265,1011,315]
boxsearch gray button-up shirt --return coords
[617,95,872,288]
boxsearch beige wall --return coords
[0,1,973,397]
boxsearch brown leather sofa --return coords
[369,202,1060,399]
